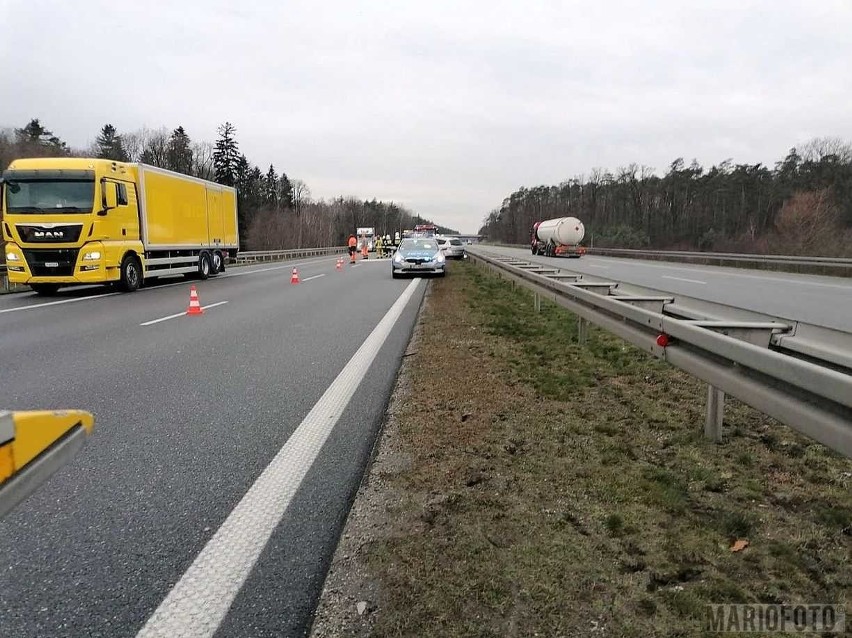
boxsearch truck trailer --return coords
[531,216,586,257]
[1,158,238,294]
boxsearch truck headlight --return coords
[6,252,19,261]
[82,251,101,260]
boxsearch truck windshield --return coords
[4,179,95,214]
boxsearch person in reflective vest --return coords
[375,235,383,258]
[348,235,357,264]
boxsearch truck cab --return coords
[2,158,144,294]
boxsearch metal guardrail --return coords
[585,247,852,274]
[467,247,852,458]
[488,244,852,275]
[586,247,852,266]
[235,247,345,264]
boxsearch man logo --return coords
[34,230,65,239]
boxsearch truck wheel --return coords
[213,251,225,273]
[211,251,223,275]
[198,253,211,280]
[119,255,142,292]
[30,284,60,296]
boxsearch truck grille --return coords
[22,249,79,276]
[16,224,84,243]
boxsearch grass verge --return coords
[326,261,852,637]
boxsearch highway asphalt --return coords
[0,255,427,638]
[481,246,852,332]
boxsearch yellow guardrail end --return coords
[8,410,94,475]
[0,444,12,482]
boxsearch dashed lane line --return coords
[140,301,229,326]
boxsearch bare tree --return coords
[191,141,215,180]
[799,137,852,163]
[121,131,144,162]
[291,179,311,248]
[140,128,170,167]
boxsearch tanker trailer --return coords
[531,217,586,257]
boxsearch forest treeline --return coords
[479,138,852,256]
[0,119,456,251]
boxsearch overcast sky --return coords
[1,1,850,232]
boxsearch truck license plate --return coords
[45,262,59,267]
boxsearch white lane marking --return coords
[661,275,707,285]
[301,274,326,282]
[0,291,120,314]
[140,301,229,326]
[587,264,610,269]
[221,256,339,278]
[221,264,294,278]
[136,278,422,637]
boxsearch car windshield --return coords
[5,179,95,214]
[449,239,463,245]
[401,239,438,252]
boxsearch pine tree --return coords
[235,154,250,191]
[279,172,294,209]
[263,164,279,208]
[166,126,193,175]
[95,124,129,161]
[213,122,240,186]
[15,119,67,153]
[234,157,262,236]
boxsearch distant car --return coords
[436,237,466,259]
[391,238,446,278]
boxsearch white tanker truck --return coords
[530,216,586,257]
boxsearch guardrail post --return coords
[577,317,588,344]
[704,386,725,442]
[534,292,541,313]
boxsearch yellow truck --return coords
[1,158,238,294]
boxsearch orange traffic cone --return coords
[336,258,342,271]
[291,267,300,284]
[187,285,203,315]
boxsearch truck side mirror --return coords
[100,181,118,215]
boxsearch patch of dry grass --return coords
[364,262,852,637]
